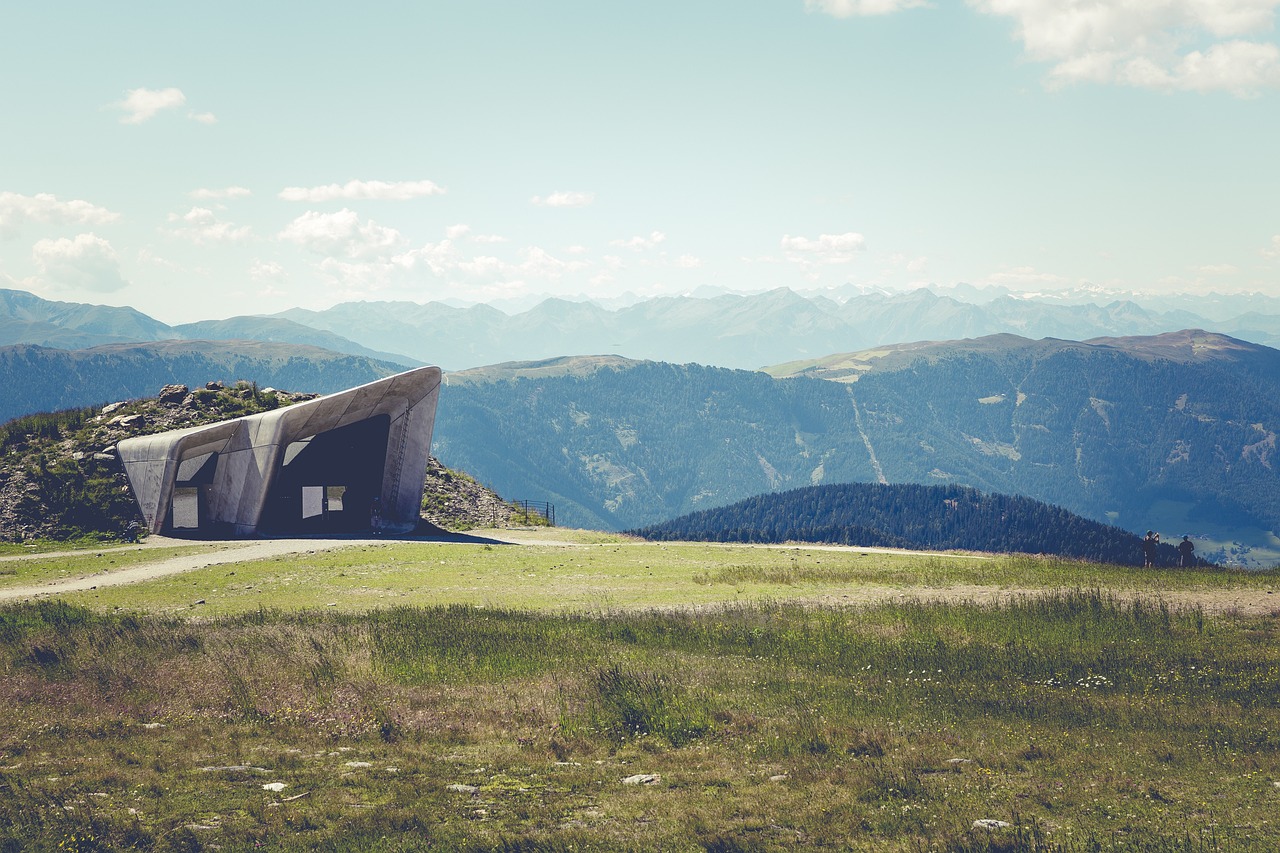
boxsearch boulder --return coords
[109,414,146,429]
[157,384,189,404]
[621,774,661,786]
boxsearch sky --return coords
[1,0,1278,324]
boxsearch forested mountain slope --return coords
[631,482,1183,566]
[433,333,1280,563]
[0,341,402,422]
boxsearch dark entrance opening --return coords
[165,451,220,535]
[260,415,391,534]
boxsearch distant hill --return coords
[431,333,1280,564]
[173,316,421,367]
[0,341,403,422]
[630,482,1185,566]
[0,288,172,347]
[0,289,419,365]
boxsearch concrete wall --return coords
[117,366,442,536]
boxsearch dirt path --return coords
[0,538,371,602]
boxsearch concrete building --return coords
[117,366,442,537]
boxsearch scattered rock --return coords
[100,402,127,416]
[344,761,372,768]
[447,784,480,794]
[262,782,287,792]
[947,758,972,765]
[972,819,1013,830]
[205,381,224,391]
[768,774,789,782]
[622,774,661,786]
[157,384,190,404]
[108,414,145,429]
[200,765,269,773]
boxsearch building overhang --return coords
[117,366,442,537]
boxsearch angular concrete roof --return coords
[118,366,442,536]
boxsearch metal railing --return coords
[510,500,555,527]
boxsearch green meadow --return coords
[3,533,1280,851]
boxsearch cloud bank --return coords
[0,192,119,236]
[279,180,445,202]
[32,233,129,292]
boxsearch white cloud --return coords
[115,87,187,123]
[985,264,1071,286]
[189,110,218,125]
[780,232,866,264]
[189,186,251,201]
[250,260,288,282]
[1263,234,1280,259]
[136,248,180,271]
[278,209,406,258]
[167,206,251,244]
[0,192,119,237]
[32,233,129,292]
[278,179,445,202]
[531,191,596,208]
[1197,262,1240,274]
[673,254,704,269]
[969,0,1280,96]
[806,0,930,16]
[308,225,596,299]
[610,231,666,251]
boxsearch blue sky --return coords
[1,1,1278,323]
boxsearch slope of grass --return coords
[2,591,1279,851]
[4,538,1280,850]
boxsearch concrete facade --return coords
[117,366,442,537]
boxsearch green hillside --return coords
[631,482,1195,566]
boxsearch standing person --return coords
[1177,535,1195,567]
[1142,530,1160,568]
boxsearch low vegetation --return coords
[2,539,1280,850]
[631,482,1177,566]
[0,382,296,543]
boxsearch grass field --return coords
[2,532,1280,851]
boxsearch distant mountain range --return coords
[10,284,1280,371]
[0,289,418,367]
[6,284,1280,564]
[435,331,1280,566]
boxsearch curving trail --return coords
[0,538,368,602]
